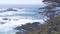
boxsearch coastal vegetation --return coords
[15,0,60,34]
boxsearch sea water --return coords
[0,5,45,34]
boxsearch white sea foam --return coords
[0,8,44,34]
[0,17,44,34]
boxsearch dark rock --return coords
[0,22,6,24]
[3,18,11,21]
[7,8,17,11]
[15,31,26,34]
[19,8,23,9]
[3,18,9,20]
[15,31,22,34]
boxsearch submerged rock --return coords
[19,8,23,9]
[0,22,6,24]
[2,18,11,21]
[3,18,8,20]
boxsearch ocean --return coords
[0,4,45,34]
